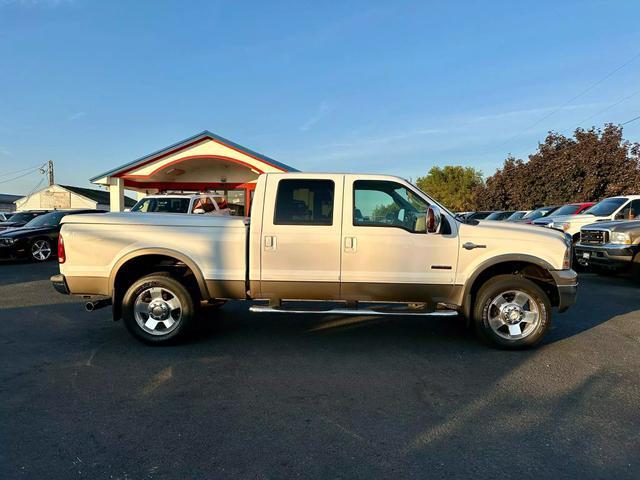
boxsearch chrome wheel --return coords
[134,287,182,336]
[487,290,540,340]
[31,240,51,261]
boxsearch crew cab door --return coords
[259,175,344,300]
[340,176,459,303]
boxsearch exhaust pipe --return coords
[85,298,112,312]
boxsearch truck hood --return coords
[582,219,640,232]
[460,219,567,242]
[61,212,248,229]
[548,214,608,226]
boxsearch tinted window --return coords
[274,179,334,225]
[552,204,580,216]
[523,206,558,220]
[616,199,640,220]
[485,211,513,221]
[353,180,429,233]
[131,198,191,213]
[7,212,38,223]
[583,198,627,216]
[24,211,67,227]
[506,211,526,221]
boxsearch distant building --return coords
[15,184,135,212]
[0,193,22,212]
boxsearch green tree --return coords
[416,165,484,211]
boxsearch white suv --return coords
[548,195,640,240]
[129,193,231,216]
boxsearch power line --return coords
[576,88,640,125]
[0,168,42,185]
[0,163,44,178]
[499,51,640,149]
[621,114,640,126]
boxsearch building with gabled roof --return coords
[90,130,298,213]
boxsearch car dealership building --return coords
[91,131,298,214]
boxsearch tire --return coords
[473,274,551,350]
[31,239,52,262]
[122,274,197,344]
[632,254,640,283]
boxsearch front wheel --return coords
[473,275,551,349]
[122,274,197,344]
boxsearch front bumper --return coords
[574,243,638,269]
[50,274,70,295]
[550,269,578,312]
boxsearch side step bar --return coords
[249,305,458,317]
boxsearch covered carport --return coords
[91,130,298,213]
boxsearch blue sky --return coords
[1,0,640,195]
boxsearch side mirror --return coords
[426,205,442,233]
[193,208,205,215]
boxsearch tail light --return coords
[58,234,66,264]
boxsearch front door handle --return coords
[463,242,486,250]
[344,236,357,252]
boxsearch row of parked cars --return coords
[0,209,106,262]
[461,194,640,278]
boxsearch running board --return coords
[249,305,458,317]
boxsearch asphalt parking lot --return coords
[1,262,639,480]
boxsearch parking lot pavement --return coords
[0,262,639,480]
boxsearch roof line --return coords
[90,130,298,182]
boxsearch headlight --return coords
[610,232,631,245]
[0,238,15,246]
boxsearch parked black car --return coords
[0,210,49,232]
[0,209,105,262]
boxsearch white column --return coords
[109,178,125,212]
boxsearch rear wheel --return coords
[473,275,551,349]
[122,274,197,344]
[31,239,52,262]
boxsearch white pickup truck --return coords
[51,173,577,349]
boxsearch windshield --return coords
[582,198,626,216]
[6,212,39,223]
[551,204,581,216]
[24,211,67,228]
[485,211,512,220]
[522,206,557,220]
[131,197,191,213]
[507,211,526,221]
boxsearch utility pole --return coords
[47,160,54,186]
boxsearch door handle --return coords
[264,235,277,251]
[344,236,357,252]
[463,242,486,250]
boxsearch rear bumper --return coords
[50,274,70,295]
[550,269,578,312]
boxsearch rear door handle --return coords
[264,235,277,251]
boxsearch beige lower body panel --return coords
[252,280,463,306]
[66,276,110,296]
[206,280,246,300]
